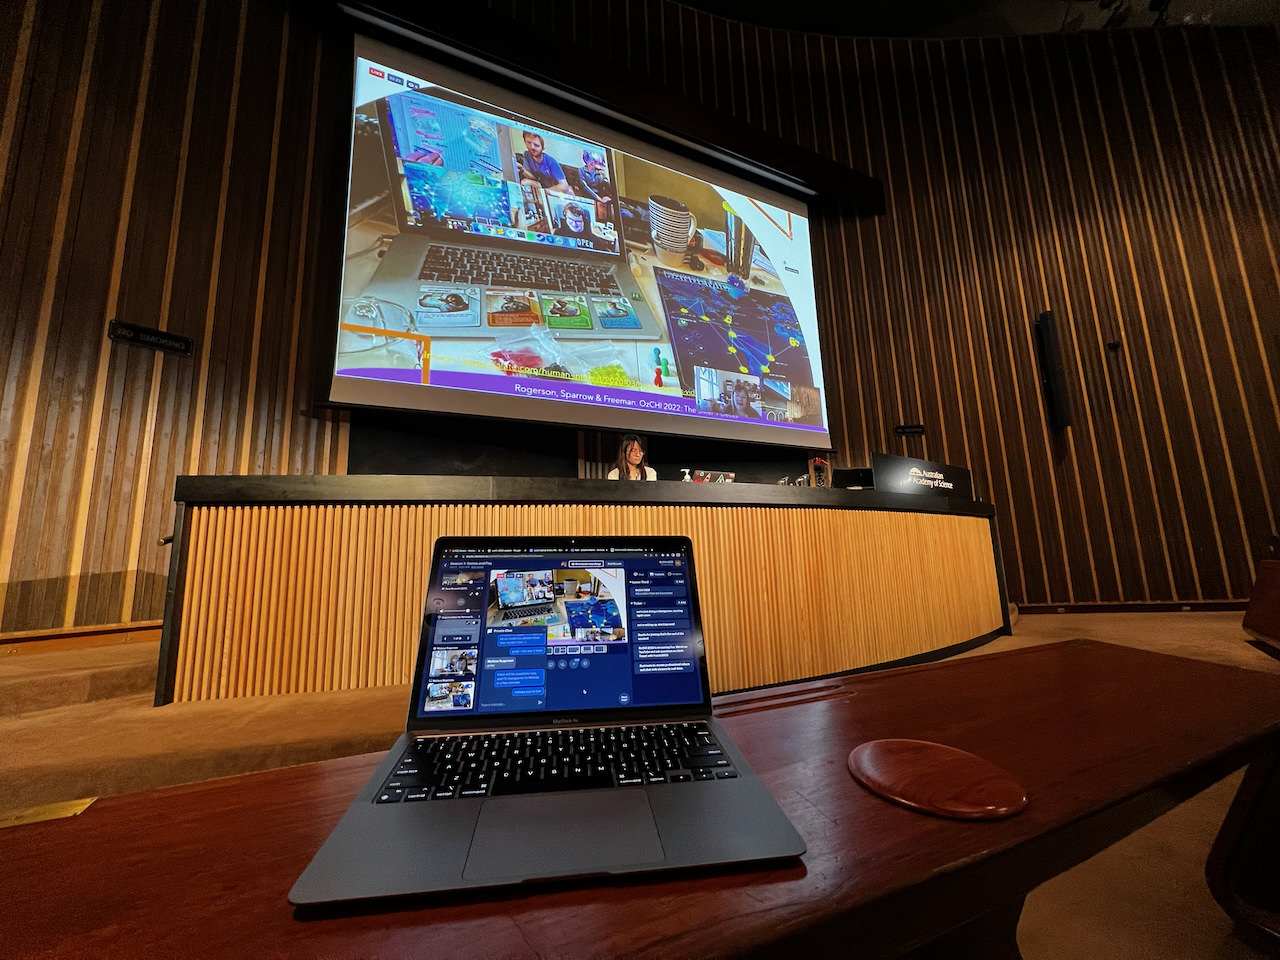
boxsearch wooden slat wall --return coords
[0,0,347,633]
[2,0,1276,636]
[172,502,1004,701]
[819,28,1280,605]
[498,2,1279,605]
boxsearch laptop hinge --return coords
[407,713,713,738]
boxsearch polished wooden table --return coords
[5,639,1280,959]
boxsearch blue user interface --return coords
[418,545,702,718]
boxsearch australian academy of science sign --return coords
[871,453,973,501]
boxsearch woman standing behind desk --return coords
[607,434,657,480]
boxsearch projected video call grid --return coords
[335,47,830,445]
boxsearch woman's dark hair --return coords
[614,433,648,480]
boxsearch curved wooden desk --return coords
[156,476,1009,704]
[8,641,1280,959]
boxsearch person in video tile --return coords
[519,131,569,193]
[578,149,613,211]
[730,380,761,418]
[554,202,592,242]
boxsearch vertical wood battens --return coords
[0,1,351,632]
[277,31,324,474]
[1179,27,1275,585]
[185,0,248,476]
[1141,32,1237,596]
[0,0,37,181]
[1218,28,1280,506]
[1060,33,1147,599]
[118,0,209,621]
[1159,29,1256,593]
[916,41,977,493]
[3,5,1277,635]
[1037,35,1122,600]
[1017,36,1097,601]
[967,38,1054,602]
[989,36,1075,602]
[895,43,950,468]
[875,44,922,452]
[1086,32,1181,599]
[64,0,163,626]
[0,0,102,624]
[944,40,1029,601]
[170,503,1003,701]
[845,40,889,451]
[827,39,872,460]
[236,16,290,476]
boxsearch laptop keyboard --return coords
[500,603,552,620]
[418,245,617,294]
[374,721,737,802]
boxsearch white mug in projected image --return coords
[648,194,697,265]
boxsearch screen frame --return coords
[407,535,714,733]
[322,9,843,451]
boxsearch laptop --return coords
[354,82,666,342]
[691,469,736,483]
[289,535,805,905]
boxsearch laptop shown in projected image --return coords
[355,80,666,342]
[491,569,557,622]
[289,535,805,906]
[691,469,735,483]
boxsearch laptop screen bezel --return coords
[406,535,714,733]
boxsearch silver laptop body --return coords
[290,534,805,905]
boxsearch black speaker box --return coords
[1034,310,1073,430]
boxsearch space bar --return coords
[490,773,616,795]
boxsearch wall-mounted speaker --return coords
[1033,310,1073,431]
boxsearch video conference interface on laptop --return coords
[418,545,703,719]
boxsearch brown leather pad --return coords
[848,738,1028,820]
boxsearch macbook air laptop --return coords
[289,535,805,905]
[354,81,666,342]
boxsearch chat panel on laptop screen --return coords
[417,544,704,721]
[332,35,831,450]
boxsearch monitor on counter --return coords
[329,34,832,450]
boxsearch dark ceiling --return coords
[673,0,1278,37]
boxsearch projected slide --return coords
[332,37,831,449]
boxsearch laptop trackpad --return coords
[463,791,665,881]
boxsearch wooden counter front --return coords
[156,477,1009,704]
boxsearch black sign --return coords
[872,452,973,500]
[108,320,193,357]
[894,424,926,437]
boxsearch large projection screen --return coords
[331,35,831,449]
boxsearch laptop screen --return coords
[411,537,710,728]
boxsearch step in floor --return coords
[0,683,408,814]
[0,641,160,717]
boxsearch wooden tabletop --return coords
[5,639,1280,959]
